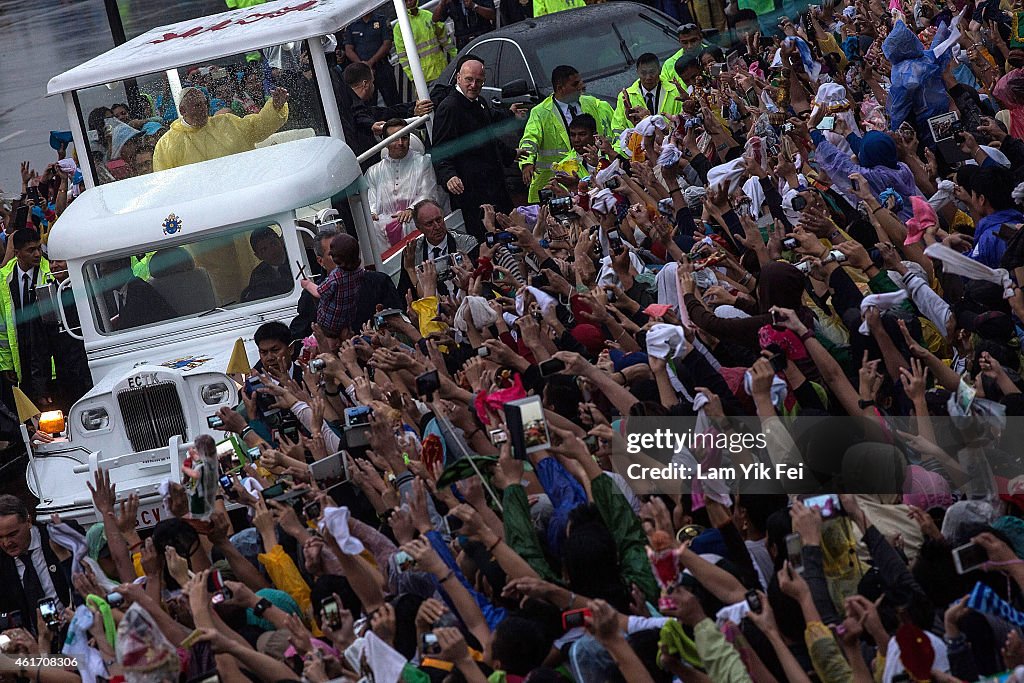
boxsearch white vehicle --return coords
[27,0,440,527]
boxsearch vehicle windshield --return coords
[533,14,678,85]
[85,224,297,334]
[75,42,329,185]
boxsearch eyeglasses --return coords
[677,23,698,32]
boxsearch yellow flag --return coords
[13,386,40,423]
[226,338,251,375]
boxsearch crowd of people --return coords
[11,0,1024,680]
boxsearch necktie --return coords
[567,104,578,121]
[645,91,656,114]
[19,551,44,610]
[432,247,442,260]
[22,274,31,310]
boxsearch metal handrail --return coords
[355,114,432,163]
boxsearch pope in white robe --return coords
[365,124,448,254]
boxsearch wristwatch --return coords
[253,597,273,618]
[857,399,876,410]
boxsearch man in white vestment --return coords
[365,118,447,253]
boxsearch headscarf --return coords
[858,131,900,169]
[757,261,815,328]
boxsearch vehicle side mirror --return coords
[501,79,530,98]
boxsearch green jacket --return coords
[393,9,455,83]
[0,258,52,380]
[612,77,684,135]
[518,94,614,202]
[661,43,711,83]
[501,474,659,603]
[533,0,585,16]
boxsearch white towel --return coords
[743,370,788,407]
[742,175,766,219]
[706,158,747,195]
[596,251,645,288]
[646,324,690,360]
[715,599,752,628]
[714,305,751,319]
[64,605,108,683]
[318,506,365,555]
[658,143,682,167]
[455,295,497,332]
[591,188,618,214]
[925,242,1014,298]
[596,159,624,186]
[858,291,909,334]
[636,114,669,136]
[515,286,557,316]
[930,179,957,212]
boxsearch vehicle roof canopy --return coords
[47,0,380,95]
[47,136,358,260]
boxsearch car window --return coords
[470,40,502,85]
[614,15,680,60]
[534,15,675,83]
[496,44,532,90]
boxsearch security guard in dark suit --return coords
[343,13,401,107]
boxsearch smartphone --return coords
[607,230,624,253]
[770,309,782,329]
[38,598,59,630]
[768,352,787,374]
[12,206,28,231]
[219,475,238,500]
[798,493,843,518]
[782,237,798,250]
[421,632,441,655]
[504,395,550,460]
[26,186,40,202]
[817,116,836,131]
[850,178,860,192]
[584,434,598,452]
[489,428,508,445]
[561,608,592,630]
[710,62,725,78]
[303,500,322,521]
[791,195,808,212]
[477,346,490,358]
[531,273,549,289]
[208,570,233,604]
[415,369,441,398]
[394,550,415,571]
[106,592,124,607]
[785,533,804,574]
[538,358,566,377]
[207,415,224,429]
[952,541,988,574]
[261,482,286,499]
[744,589,763,614]
[320,597,341,629]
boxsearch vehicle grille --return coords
[116,382,187,452]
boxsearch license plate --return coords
[135,500,167,529]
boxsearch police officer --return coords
[432,0,495,50]
[344,12,400,107]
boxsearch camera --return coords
[791,195,807,212]
[605,177,620,190]
[245,378,279,417]
[485,231,516,248]
[795,261,812,275]
[548,196,574,215]
[206,415,223,429]
[309,358,325,373]
[782,237,798,250]
[538,188,554,204]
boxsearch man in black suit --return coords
[96,257,177,331]
[431,55,528,240]
[330,62,433,164]
[0,495,76,632]
[300,233,403,338]
[3,229,53,407]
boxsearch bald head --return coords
[329,233,361,271]
[457,58,486,100]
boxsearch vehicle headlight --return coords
[81,408,109,431]
[201,382,231,405]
